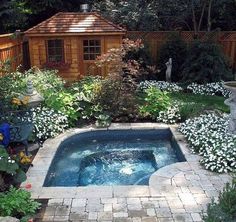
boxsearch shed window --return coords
[47,39,64,62]
[83,40,101,60]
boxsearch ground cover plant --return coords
[138,80,183,92]
[0,146,26,191]
[179,113,236,173]
[187,82,231,97]
[0,186,41,221]
[30,106,69,141]
[138,80,229,121]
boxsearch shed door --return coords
[79,37,104,77]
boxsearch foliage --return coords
[27,68,65,95]
[44,90,79,125]
[0,0,29,33]
[0,68,64,101]
[156,104,181,124]
[70,76,103,120]
[95,113,111,128]
[187,82,231,97]
[94,78,138,121]
[179,113,236,173]
[1,0,236,33]
[169,92,229,121]
[139,86,171,120]
[125,43,153,80]
[138,80,183,92]
[158,34,187,82]
[0,59,13,74]
[181,40,233,84]
[0,186,40,219]
[0,70,27,100]
[93,0,160,31]
[24,69,78,125]
[30,106,69,142]
[95,39,143,120]
[0,146,26,191]
[212,0,236,31]
[203,179,236,222]
[0,0,86,33]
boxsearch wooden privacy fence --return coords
[126,31,236,70]
[0,33,24,76]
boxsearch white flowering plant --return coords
[187,82,230,97]
[156,104,181,124]
[138,80,230,98]
[138,80,183,92]
[179,113,236,173]
[30,106,69,141]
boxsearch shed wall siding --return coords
[28,35,123,81]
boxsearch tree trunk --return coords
[198,1,207,31]
[190,0,198,37]
[207,0,213,31]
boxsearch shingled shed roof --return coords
[25,12,126,36]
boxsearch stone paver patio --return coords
[22,123,232,222]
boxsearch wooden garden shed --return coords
[25,12,126,81]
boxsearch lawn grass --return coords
[169,92,229,121]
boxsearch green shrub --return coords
[0,187,40,219]
[0,71,27,100]
[139,86,171,119]
[0,147,26,191]
[203,179,236,222]
[0,68,65,100]
[95,113,111,128]
[70,76,103,120]
[181,40,233,84]
[44,90,79,125]
[94,78,138,121]
[27,68,65,95]
[94,39,143,121]
[158,33,187,81]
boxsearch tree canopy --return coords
[0,0,235,33]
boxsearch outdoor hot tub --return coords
[43,129,186,187]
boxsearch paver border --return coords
[22,123,215,199]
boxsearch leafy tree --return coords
[0,0,236,33]
[94,39,143,120]
[93,0,161,31]
[211,0,236,31]
[0,0,29,33]
[0,0,93,33]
